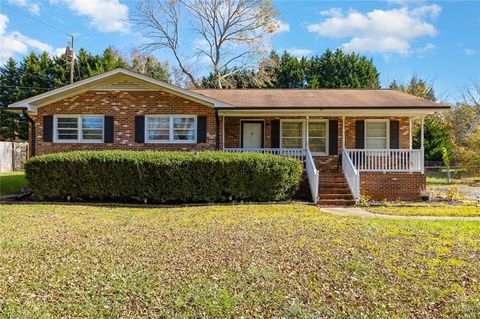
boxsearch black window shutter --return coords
[390,120,400,149]
[271,120,280,148]
[328,120,338,155]
[43,115,53,142]
[104,116,114,143]
[197,116,207,143]
[355,120,365,149]
[135,115,145,143]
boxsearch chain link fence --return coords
[425,165,480,184]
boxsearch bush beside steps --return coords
[25,150,304,204]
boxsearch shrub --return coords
[25,151,303,203]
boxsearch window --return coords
[365,120,389,149]
[281,122,303,148]
[308,121,327,154]
[55,115,104,142]
[146,115,196,143]
[281,120,329,153]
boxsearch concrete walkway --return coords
[320,207,480,221]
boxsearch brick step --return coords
[319,193,355,200]
[319,187,351,194]
[317,199,356,206]
[320,183,349,188]
[320,174,345,181]
[320,178,347,183]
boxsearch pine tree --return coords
[0,58,25,140]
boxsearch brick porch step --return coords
[319,193,354,200]
[316,171,355,206]
[319,187,351,194]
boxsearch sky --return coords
[1,0,479,103]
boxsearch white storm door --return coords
[242,122,263,148]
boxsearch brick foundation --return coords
[360,172,426,201]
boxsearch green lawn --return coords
[0,204,479,318]
[0,171,28,197]
[368,205,480,217]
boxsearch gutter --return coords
[214,105,451,110]
[22,110,36,157]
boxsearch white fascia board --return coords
[218,108,449,117]
[8,69,234,114]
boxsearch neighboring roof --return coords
[192,89,450,110]
[8,68,232,113]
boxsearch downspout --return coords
[215,109,220,151]
[22,110,35,157]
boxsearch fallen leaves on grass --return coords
[0,204,479,318]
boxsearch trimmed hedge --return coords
[25,151,303,203]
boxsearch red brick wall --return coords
[34,90,221,155]
[360,172,426,201]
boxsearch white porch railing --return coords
[345,149,423,173]
[305,148,320,204]
[342,148,360,202]
[223,148,306,161]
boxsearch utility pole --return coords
[69,34,74,84]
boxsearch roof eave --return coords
[8,68,234,112]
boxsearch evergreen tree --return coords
[0,47,171,140]
[126,50,171,82]
[0,58,26,140]
[200,49,380,89]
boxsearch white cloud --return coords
[8,0,41,15]
[53,47,67,57]
[320,8,343,18]
[53,0,130,33]
[0,14,61,63]
[274,20,290,34]
[307,6,440,56]
[416,43,435,57]
[385,0,427,6]
[465,48,476,56]
[286,48,313,57]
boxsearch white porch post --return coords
[409,118,413,149]
[421,117,425,174]
[342,116,346,149]
[305,116,309,150]
[222,116,225,150]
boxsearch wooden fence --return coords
[0,142,29,172]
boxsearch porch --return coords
[220,115,427,205]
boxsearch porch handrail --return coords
[305,148,319,204]
[345,149,423,172]
[223,148,305,161]
[342,148,360,203]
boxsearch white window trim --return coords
[364,119,390,149]
[280,119,329,156]
[307,119,329,156]
[145,115,197,144]
[54,115,104,143]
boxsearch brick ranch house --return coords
[8,69,450,205]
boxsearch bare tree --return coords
[133,0,278,88]
[463,81,480,136]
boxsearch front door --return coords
[241,121,264,148]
